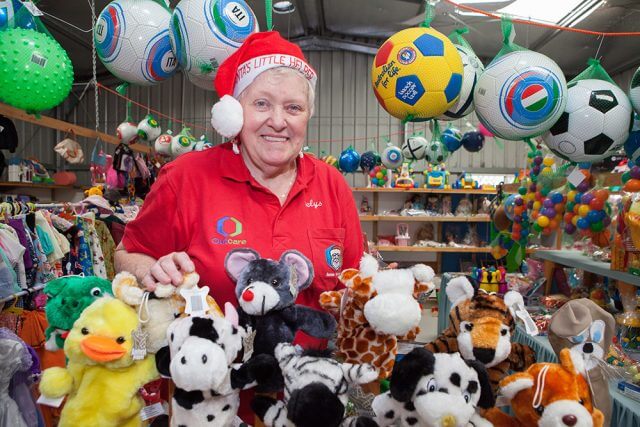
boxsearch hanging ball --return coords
[381,145,404,169]
[137,114,162,141]
[503,194,517,220]
[117,121,139,145]
[461,131,485,152]
[402,136,428,160]
[441,127,463,152]
[360,150,380,173]
[339,147,361,173]
[0,28,73,112]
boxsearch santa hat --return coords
[210,31,317,139]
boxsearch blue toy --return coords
[452,172,479,189]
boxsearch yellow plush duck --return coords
[39,297,158,427]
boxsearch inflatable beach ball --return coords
[171,0,259,90]
[474,50,567,140]
[372,27,463,121]
[95,0,178,85]
[543,79,632,163]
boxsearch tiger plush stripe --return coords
[425,276,536,393]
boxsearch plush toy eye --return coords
[579,399,585,405]
[81,327,89,335]
[535,405,544,416]
[427,378,437,393]
[500,328,508,336]
[463,322,473,332]
[90,287,102,297]
[247,278,253,284]
[271,279,280,286]
[463,392,471,403]
[116,337,125,344]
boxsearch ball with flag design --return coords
[371,27,463,121]
[402,136,428,160]
[474,51,567,140]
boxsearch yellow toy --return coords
[84,184,104,197]
[39,298,158,427]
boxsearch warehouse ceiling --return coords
[34,0,640,82]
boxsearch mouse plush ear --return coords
[225,248,260,282]
[280,250,314,291]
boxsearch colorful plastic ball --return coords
[0,0,37,31]
[543,199,554,209]
[521,229,530,238]
[533,223,543,232]
[550,192,564,204]
[360,151,380,172]
[587,210,601,224]
[631,166,640,180]
[603,216,612,227]
[339,147,361,173]
[578,205,590,217]
[515,197,524,206]
[577,218,590,230]
[461,131,485,152]
[537,216,550,228]
[567,191,577,202]
[543,157,554,167]
[0,28,74,112]
[594,189,610,202]
[574,193,582,204]
[582,193,594,205]
[622,171,631,183]
[591,221,604,232]
[542,208,556,218]
[540,188,550,197]
[577,181,590,193]
[565,223,576,234]
[518,187,527,196]
[441,127,463,152]
[589,198,604,211]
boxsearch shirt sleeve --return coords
[338,176,364,271]
[121,166,189,259]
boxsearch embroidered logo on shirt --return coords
[325,245,343,272]
[305,199,323,209]
[212,216,247,245]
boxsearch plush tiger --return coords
[425,276,536,394]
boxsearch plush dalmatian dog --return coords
[155,303,278,427]
[373,348,494,427]
[252,342,379,427]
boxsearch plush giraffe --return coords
[320,254,435,379]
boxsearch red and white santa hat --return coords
[210,31,317,139]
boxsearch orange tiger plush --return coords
[425,276,535,393]
[484,348,604,427]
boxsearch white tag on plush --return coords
[131,326,149,360]
[181,286,210,316]
[37,394,64,408]
[139,402,166,420]
[22,1,44,16]
[242,328,256,362]
[567,167,586,187]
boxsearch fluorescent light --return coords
[273,1,295,14]
[457,0,511,3]
[498,0,602,26]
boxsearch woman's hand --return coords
[141,252,195,291]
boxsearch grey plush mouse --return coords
[224,248,337,359]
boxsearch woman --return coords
[115,31,364,343]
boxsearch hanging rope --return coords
[89,0,99,133]
[420,1,435,28]
[265,0,273,30]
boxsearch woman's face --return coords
[238,69,310,170]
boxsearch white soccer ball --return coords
[170,0,258,91]
[630,66,640,114]
[473,51,567,140]
[542,79,632,163]
[438,44,484,120]
[95,0,178,85]
[424,140,449,165]
[402,136,428,160]
[381,145,404,169]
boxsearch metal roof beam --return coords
[294,36,379,55]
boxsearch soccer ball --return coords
[438,44,484,120]
[402,136,428,160]
[630,66,640,114]
[0,0,37,30]
[441,127,463,152]
[95,0,178,86]
[382,145,404,169]
[424,140,449,165]
[171,0,258,90]
[371,27,463,121]
[474,51,567,140]
[543,79,633,163]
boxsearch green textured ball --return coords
[0,28,73,111]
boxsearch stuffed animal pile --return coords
[252,342,379,427]
[155,303,279,426]
[373,347,494,427]
[425,276,536,392]
[485,348,605,427]
[39,297,159,427]
[320,253,434,379]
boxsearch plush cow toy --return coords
[373,348,494,427]
[155,303,278,427]
[252,342,380,427]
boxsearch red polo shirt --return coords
[123,141,364,331]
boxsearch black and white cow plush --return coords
[372,348,494,427]
[155,302,278,427]
[252,343,380,427]
[225,248,337,390]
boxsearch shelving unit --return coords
[360,215,491,222]
[352,187,497,195]
[0,181,83,202]
[374,246,492,253]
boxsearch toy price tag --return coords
[180,286,210,316]
[567,167,586,188]
[22,1,44,16]
[37,394,64,408]
[131,326,149,361]
[139,402,167,421]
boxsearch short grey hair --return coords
[238,66,315,117]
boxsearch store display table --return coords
[513,326,640,427]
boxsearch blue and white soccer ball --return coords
[473,51,567,140]
[95,0,178,86]
[0,0,37,30]
[382,145,404,169]
[170,0,258,90]
[438,44,484,120]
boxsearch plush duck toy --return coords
[39,297,159,427]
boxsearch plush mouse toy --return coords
[44,275,113,351]
[252,342,379,427]
[155,303,279,427]
[484,348,604,427]
[425,276,536,393]
[224,248,337,358]
[372,347,494,427]
[112,271,222,353]
[548,299,615,426]
[320,253,434,379]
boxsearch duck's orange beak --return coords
[80,336,127,362]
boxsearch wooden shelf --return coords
[360,215,491,223]
[374,246,492,253]
[352,187,497,195]
[0,182,78,190]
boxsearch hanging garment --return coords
[74,217,94,276]
[80,214,106,279]
[0,339,28,427]
[0,247,19,299]
[34,212,64,263]
[94,220,116,280]
[0,228,26,290]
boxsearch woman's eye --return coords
[254,100,269,109]
[287,104,303,113]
